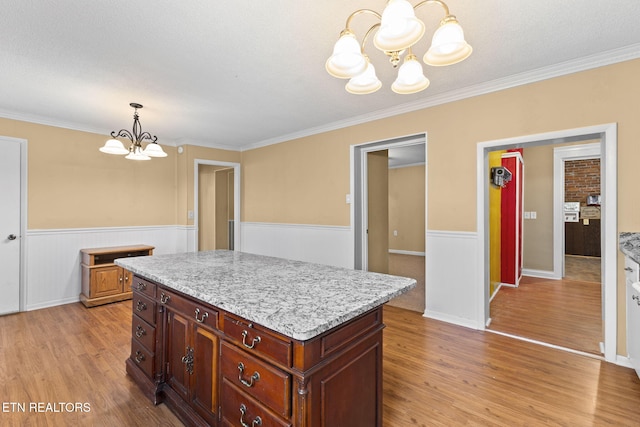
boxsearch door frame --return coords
[194,159,241,252]
[0,136,28,312]
[477,123,617,362]
[553,142,601,279]
[351,133,427,271]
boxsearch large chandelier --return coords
[99,103,167,160]
[326,0,472,95]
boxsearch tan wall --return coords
[241,59,640,355]
[0,118,178,229]
[388,165,425,252]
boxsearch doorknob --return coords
[7,234,17,240]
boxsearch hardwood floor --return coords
[488,256,602,355]
[2,301,640,426]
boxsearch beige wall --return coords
[388,165,425,252]
[241,59,640,354]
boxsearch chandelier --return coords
[326,0,472,95]
[99,103,167,160]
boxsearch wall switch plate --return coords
[188,210,194,220]
[346,194,351,204]
[531,211,537,219]
[524,211,531,219]
[393,230,398,236]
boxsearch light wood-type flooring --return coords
[2,299,640,426]
[489,255,602,355]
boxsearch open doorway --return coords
[352,134,426,313]
[477,124,617,363]
[194,159,241,252]
[487,141,603,356]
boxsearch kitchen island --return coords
[116,250,416,427]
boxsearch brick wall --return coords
[565,159,600,206]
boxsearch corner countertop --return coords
[620,232,640,265]
[116,250,416,341]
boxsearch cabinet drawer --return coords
[130,339,154,380]
[131,276,156,298]
[221,379,292,427]
[223,314,292,367]
[159,288,219,330]
[625,257,640,284]
[133,292,156,325]
[132,314,156,352]
[221,341,291,418]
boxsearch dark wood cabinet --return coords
[126,274,384,427]
[565,219,601,257]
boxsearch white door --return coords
[0,137,22,314]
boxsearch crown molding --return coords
[243,43,640,151]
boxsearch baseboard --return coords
[522,268,559,280]
[389,249,425,256]
[423,309,481,330]
[26,296,80,312]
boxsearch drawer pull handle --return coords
[237,362,260,388]
[633,295,640,306]
[239,404,262,427]
[160,292,170,304]
[241,330,261,349]
[134,350,145,364]
[136,301,147,312]
[135,325,146,338]
[625,267,634,272]
[195,308,209,323]
[136,281,147,291]
[181,346,194,375]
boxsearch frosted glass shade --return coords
[143,142,168,158]
[99,138,128,155]
[125,146,151,161]
[423,18,472,66]
[325,32,367,78]
[391,55,430,94]
[345,61,382,94]
[374,0,425,52]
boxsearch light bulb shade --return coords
[374,0,425,52]
[99,138,129,155]
[423,18,472,66]
[125,145,151,161]
[326,32,367,78]
[345,61,382,94]
[391,55,430,94]
[142,142,168,158]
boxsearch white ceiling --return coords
[1,1,640,151]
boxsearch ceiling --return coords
[1,1,640,151]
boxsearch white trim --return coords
[389,249,425,256]
[477,123,618,363]
[521,268,558,280]
[389,161,426,170]
[244,45,640,150]
[553,143,601,279]
[193,159,241,252]
[27,224,179,236]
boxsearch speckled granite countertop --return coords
[620,232,640,265]
[116,250,416,341]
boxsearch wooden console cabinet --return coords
[80,245,154,307]
[126,275,384,427]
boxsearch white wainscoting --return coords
[240,222,353,268]
[424,230,480,329]
[25,225,195,311]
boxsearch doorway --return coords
[352,134,426,312]
[194,160,241,252]
[477,124,617,362]
[0,136,27,315]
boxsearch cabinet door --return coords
[191,323,219,425]
[165,310,191,399]
[122,268,133,293]
[628,283,640,376]
[90,265,123,297]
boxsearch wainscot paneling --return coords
[25,226,195,311]
[240,222,353,268]
[424,230,480,329]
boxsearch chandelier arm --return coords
[137,131,158,144]
[413,0,450,16]
[344,9,382,30]
[361,22,381,53]
[111,129,134,143]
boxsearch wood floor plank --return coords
[1,301,639,426]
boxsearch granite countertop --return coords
[116,250,416,341]
[620,232,640,265]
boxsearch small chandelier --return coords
[99,103,167,160]
[326,0,472,95]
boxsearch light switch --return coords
[393,230,398,236]
[531,211,537,219]
[188,210,194,220]
[346,194,351,204]
[524,212,531,219]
